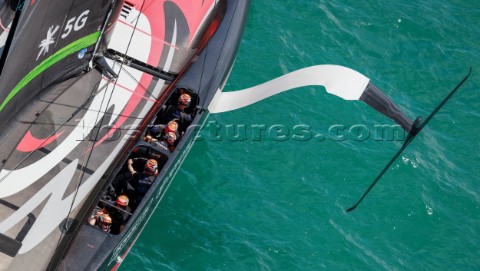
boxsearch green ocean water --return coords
[120,1,480,270]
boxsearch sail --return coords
[0,0,111,131]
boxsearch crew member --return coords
[156,92,194,129]
[89,211,112,233]
[106,195,132,234]
[127,158,158,208]
[145,119,180,152]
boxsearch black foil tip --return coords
[409,116,423,136]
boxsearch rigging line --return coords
[0,73,85,175]
[0,70,105,180]
[51,73,125,261]
[0,35,112,171]
[69,0,147,197]
[53,13,68,49]
[0,79,111,184]
[53,1,149,251]
[59,0,148,229]
[80,0,147,149]
[51,62,119,258]
[33,76,155,121]
[53,2,151,254]
[49,70,114,259]
[30,76,115,117]
[101,0,152,99]
[102,77,157,103]
[16,81,149,124]
[116,62,153,97]
[51,0,146,255]
[91,0,116,59]
[200,0,239,109]
[52,135,92,253]
[116,19,179,49]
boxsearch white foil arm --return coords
[208,64,370,113]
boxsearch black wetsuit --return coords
[156,104,193,131]
[105,202,131,235]
[110,158,152,205]
[130,172,155,207]
[110,157,148,197]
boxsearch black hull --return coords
[56,0,250,270]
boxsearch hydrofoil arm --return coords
[208,64,416,134]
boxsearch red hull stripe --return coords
[16,130,65,152]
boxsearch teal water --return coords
[120,1,480,270]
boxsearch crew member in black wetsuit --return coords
[105,195,132,234]
[156,92,194,130]
[109,156,149,198]
[127,158,158,208]
[144,119,180,152]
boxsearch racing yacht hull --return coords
[0,0,250,270]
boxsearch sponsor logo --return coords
[36,25,59,60]
[37,10,90,61]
